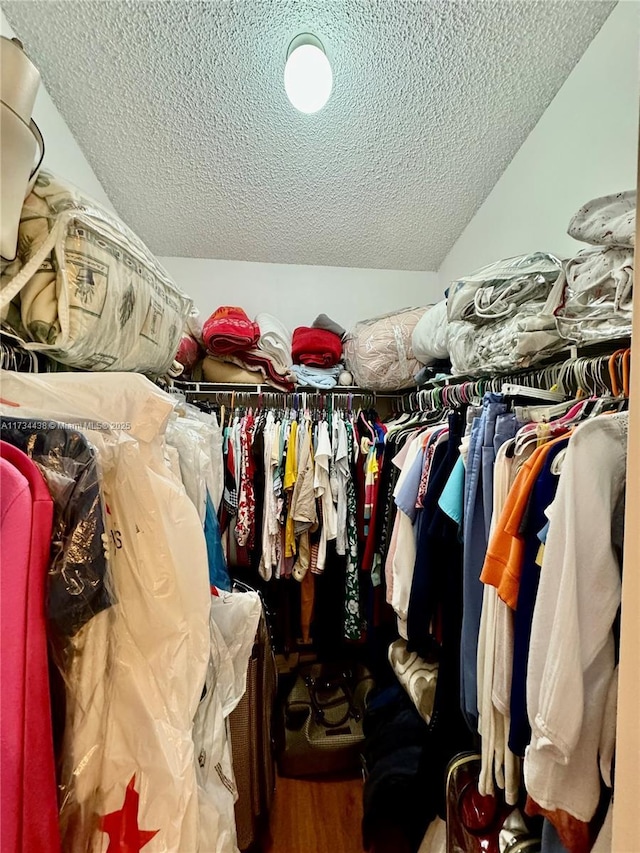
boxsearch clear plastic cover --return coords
[547,248,633,344]
[343,307,427,391]
[0,371,214,853]
[448,302,565,376]
[0,171,192,376]
[447,253,562,324]
[0,418,111,645]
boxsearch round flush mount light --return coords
[284,33,332,114]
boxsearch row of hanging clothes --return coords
[0,368,271,853]
[179,388,390,653]
[371,348,630,853]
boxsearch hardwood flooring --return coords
[263,774,365,853]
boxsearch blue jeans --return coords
[460,393,508,730]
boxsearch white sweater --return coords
[525,414,627,821]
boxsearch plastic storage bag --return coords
[0,172,191,376]
[343,307,426,390]
[448,302,564,376]
[447,253,562,324]
[545,247,634,344]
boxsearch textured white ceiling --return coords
[5,0,614,271]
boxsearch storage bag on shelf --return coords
[343,307,426,391]
[0,171,191,376]
[447,253,562,325]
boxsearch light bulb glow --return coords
[284,42,332,114]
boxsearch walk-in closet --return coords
[1,2,638,852]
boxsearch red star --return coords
[99,775,159,852]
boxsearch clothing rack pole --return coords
[406,348,630,411]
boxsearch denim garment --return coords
[460,393,508,730]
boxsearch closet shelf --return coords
[169,380,400,399]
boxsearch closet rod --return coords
[169,381,401,399]
[403,347,630,411]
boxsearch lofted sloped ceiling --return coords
[4,0,615,271]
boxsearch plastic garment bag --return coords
[0,371,211,853]
[193,590,262,853]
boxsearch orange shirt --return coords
[481,435,569,608]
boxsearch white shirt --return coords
[525,414,627,821]
[314,420,337,572]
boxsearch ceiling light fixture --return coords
[284,33,332,114]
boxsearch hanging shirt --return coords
[525,414,627,826]
[313,420,337,573]
[334,415,350,556]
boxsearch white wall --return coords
[439,0,639,287]
[1,8,114,210]
[159,256,442,331]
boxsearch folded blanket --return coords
[291,363,343,389]
[203,306,260,355]
[216,352,294,392]
[292,327,343,367]
[568,190,636,249]
[312,313,346,339]
[256,312,292,372]
[201,355,293,391]
[239,349,295,390]
[544,246,633,344]
[202,356,264,384]
[448,302,565,376]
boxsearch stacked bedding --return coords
[202,308,294,390]
[289,314,345,388]
[445,253,564,375]
[545,191,635,344]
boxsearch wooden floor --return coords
[263,774,365,853]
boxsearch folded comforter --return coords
[544,247,634,344]
[292,327,343,367]
[203,306,260,355]
[291,363,343,389]
[256,312,292,372]
[448,302,565,376]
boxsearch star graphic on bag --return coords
[99,775,159,852]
